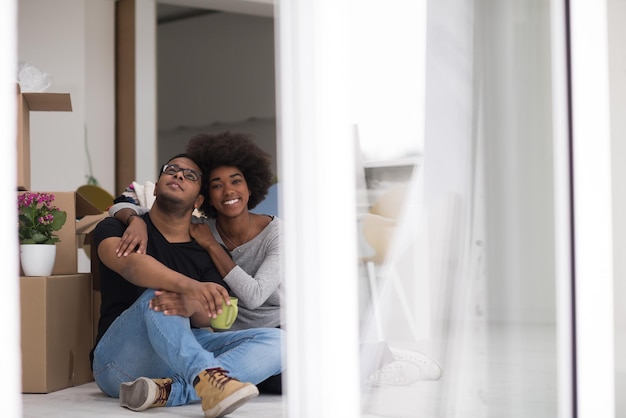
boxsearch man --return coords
[91,154,283,417]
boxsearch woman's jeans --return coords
[92,289,283,406]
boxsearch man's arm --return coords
[98,236,230,318]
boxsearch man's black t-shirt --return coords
[90,213,228,365]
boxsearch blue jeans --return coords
[92,289,284,406]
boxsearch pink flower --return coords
[18,192,67,244]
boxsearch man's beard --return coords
[155,193,193,218]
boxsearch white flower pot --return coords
[19,244,57,276]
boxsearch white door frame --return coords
[566,0,615,416]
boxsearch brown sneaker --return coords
[194,368,259,418]
[119,377,172,411]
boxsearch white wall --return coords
[85,0,116,194]
[18,0,116,195]
[134,0,158,186]
[477,1,556,324]
[608,0,626,413]
[18,1,276,191]
[156,11,276,173]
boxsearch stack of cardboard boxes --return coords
[17,84,106,393]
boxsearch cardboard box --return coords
[20,274,93,393]
[16,84,72,191]
[18,191,106,275]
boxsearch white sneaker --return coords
[389,348,443,380]
[368,360,425,387]
[368,348,442,387]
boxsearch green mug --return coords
[210,297,239,330]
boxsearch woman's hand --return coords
[190,223,218,248]
[116,215,149,256]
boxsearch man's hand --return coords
[149,290,197,317]
[178,280,232,319]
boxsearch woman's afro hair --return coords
[186,131,274,218]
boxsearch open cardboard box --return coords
[16,84,72,191]
[20,274,93,393]
[18,191,108,275]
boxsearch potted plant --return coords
[18,192,67,276]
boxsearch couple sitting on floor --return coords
[91,132,441,417]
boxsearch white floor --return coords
[25,321,626,418]
[22,322,567,418]
[22,381,448,418]
[22,382,284,417]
